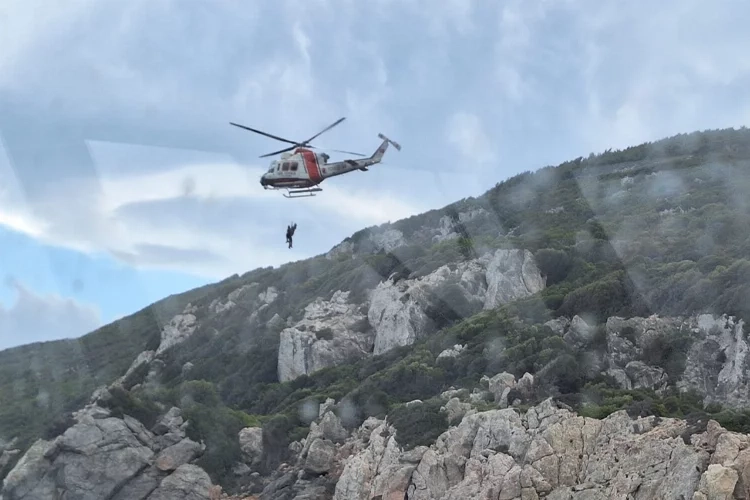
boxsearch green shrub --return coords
[387,399,449,450]
[101,385,162,429]
[535,248,573,284]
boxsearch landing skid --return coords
[283,187,322,198]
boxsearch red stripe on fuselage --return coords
[297,148,322,184]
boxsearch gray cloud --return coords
[1,0,749,279]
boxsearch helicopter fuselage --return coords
[259,148,329,189]
[256,135,400,197]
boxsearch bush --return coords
[640,328,694,383]
[260,414,295,473]
[185,404,255,488]
[536,354,587,395]
[316,328,334,341]
[387,399,449,450]
[535,248,572,284]
[42,412,76,440]
[101,385,162,429]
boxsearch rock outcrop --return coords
[602,313,750,407]
[279,248,545,379]
[326,207,491,259]
[368,248,545,354]
[277,291,373,382]
[239,427,264,469]
[254,398,750,500]
[1,403,211,500]
[156,304,199,356]
[0,437,20,472]
[681,314,750,408]
[326,228,407,259]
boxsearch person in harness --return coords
[286,222,297,248]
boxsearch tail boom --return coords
[320,133,401,178]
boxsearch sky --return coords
[1,0,749,350]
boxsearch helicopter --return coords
[230,117,401,198]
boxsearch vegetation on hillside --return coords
[4,127,750,485]
[0,276,238,478]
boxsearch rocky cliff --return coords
[277,248,546,382]
[2,402,215,500]
[7,374,750,500]
[4,127,750,498]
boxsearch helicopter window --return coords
[290,162,298,171]
[282,162,290,171]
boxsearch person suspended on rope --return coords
[286,222,297,248]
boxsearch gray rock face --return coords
[562,315,594,348]
[437,344,465,359]
[208,283,275,316]
[328,210,490,260]
[603,313,750,406]
[327,228,407,260]
[368,248,545,355]
[304,438,336,475]
[153,407,184,435]
[680,314,750,407]
[433,215,461,243]
[441,398,473,424]
[224,379,750,499]
[326,240,355,260]
[0,437,20,471]
[426,209,492,244]
[1,404,214,500]
[277,290,374,382]
[116,350,156,389]
[544,317,571,336]
[155,438,204,472]
[156,304,199,356]
[334,421,426,500]
[147,464,212,500]
[367,275,435,355]
[239,427,264,467]
[2,408,155,500]
[248,396,750,500]
[605,315,685,370]
[370,228,407,252]
[325,399,750,500]
[624,360,668,391]
[482,249,546,310]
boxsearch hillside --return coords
[0,276,238,475]
[4,126,750,498]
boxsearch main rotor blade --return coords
[327,148,366,157]
[229,122,300,146]
[259,145,297,158]
[301,117,346,145]
[309,145,366,157]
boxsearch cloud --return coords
[1,0,750,283]
[446,112,496,165]
[0,280,101,350]
[0,134,429,278]
[566,1,750,153]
